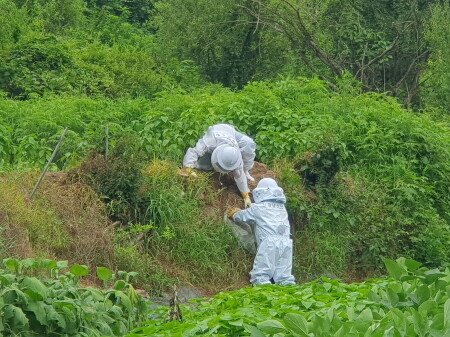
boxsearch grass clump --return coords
[139,160,250,293]
[73,151,251,295]
[0,172,115,273]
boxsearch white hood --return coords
[252,178,286,204]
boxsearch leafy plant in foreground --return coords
[128,257,450,336]
[0,257,147,336]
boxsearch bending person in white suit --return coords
[183,124,256,208]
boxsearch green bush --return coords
[0,257,147,336]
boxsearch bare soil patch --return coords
[208,161,278,214]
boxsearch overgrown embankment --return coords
[0,163,254,296]
[0,78,449,295]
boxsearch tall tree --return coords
[422,1,450,113]
[241,0,434,105]
[152,0,295,88]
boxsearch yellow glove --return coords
[185,167,197,178]
[227,208,241,219]
[243,193,252,208]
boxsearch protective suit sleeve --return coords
[233,167,250,194]
[233,206,256,224]
[235,132,256,172]
[183,138,208,168]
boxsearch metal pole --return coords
[29,127,68,201]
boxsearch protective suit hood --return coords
[253,178,286,204]
[211,144,242,173]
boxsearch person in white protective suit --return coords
[182,124,256,208]
[228,178,296,285]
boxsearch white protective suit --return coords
[232,178,296,285]
[183,124,256,195]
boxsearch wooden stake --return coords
[29,127,68,201]
[105,122,109,160]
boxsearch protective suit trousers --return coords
[250,236,295,285]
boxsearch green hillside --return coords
[0,0,450,335]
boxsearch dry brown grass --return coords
[39,172,115,268]
[0,171,115,275]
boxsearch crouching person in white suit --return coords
[228,178,296,285]
[183,123,256,208]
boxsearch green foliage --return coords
[71,135,146,223]
[1,78,449,275]
[0,257,147,336]
[152,0,293,87]
[0,34,181,99]
[0,0,204,100]
[127,258,450,336]
[85,0,155,26]
[13,0,86,34]
[0,0,29,50]
[0,0,448,111]
[3,35,74,98]
[422,1,450,113]
[114,242,176,296]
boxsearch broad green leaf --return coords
[386,287,399,306]
[20,258,36,269]
[410,308,426,336]
[115,291,132,312]
[109,305,123,318]
[113,320,129,335]
[3,288,28,306]
[357,308,373,321]
[3,258,20,272]
[244,323,266,337]
[409,285,430,305]
[334,324,351,337]
[390,308,407,331]
[424,269,447,285]
[354,308,373,333]
[301,300,313,309]
[70,264,89,277]
[97,320,114,335]
[3,304,29,326]
[257,320,286,334]
[444,298,450,329]
[283,313,308,335]
[384,258,406,280]
[40,259,57,269]
[56,260,68,269]
[26,301,48,326]
[61,307,77,334]
[21,277,48,300]
[97,267,113,281]
[229,318,244,326]
[430,313,444,331]
[403,259,422,271]
[114,279,127,290]
[0,274,16,285]
[84,287,105,301]
[128,271,138,281]
[418,300,437,316]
